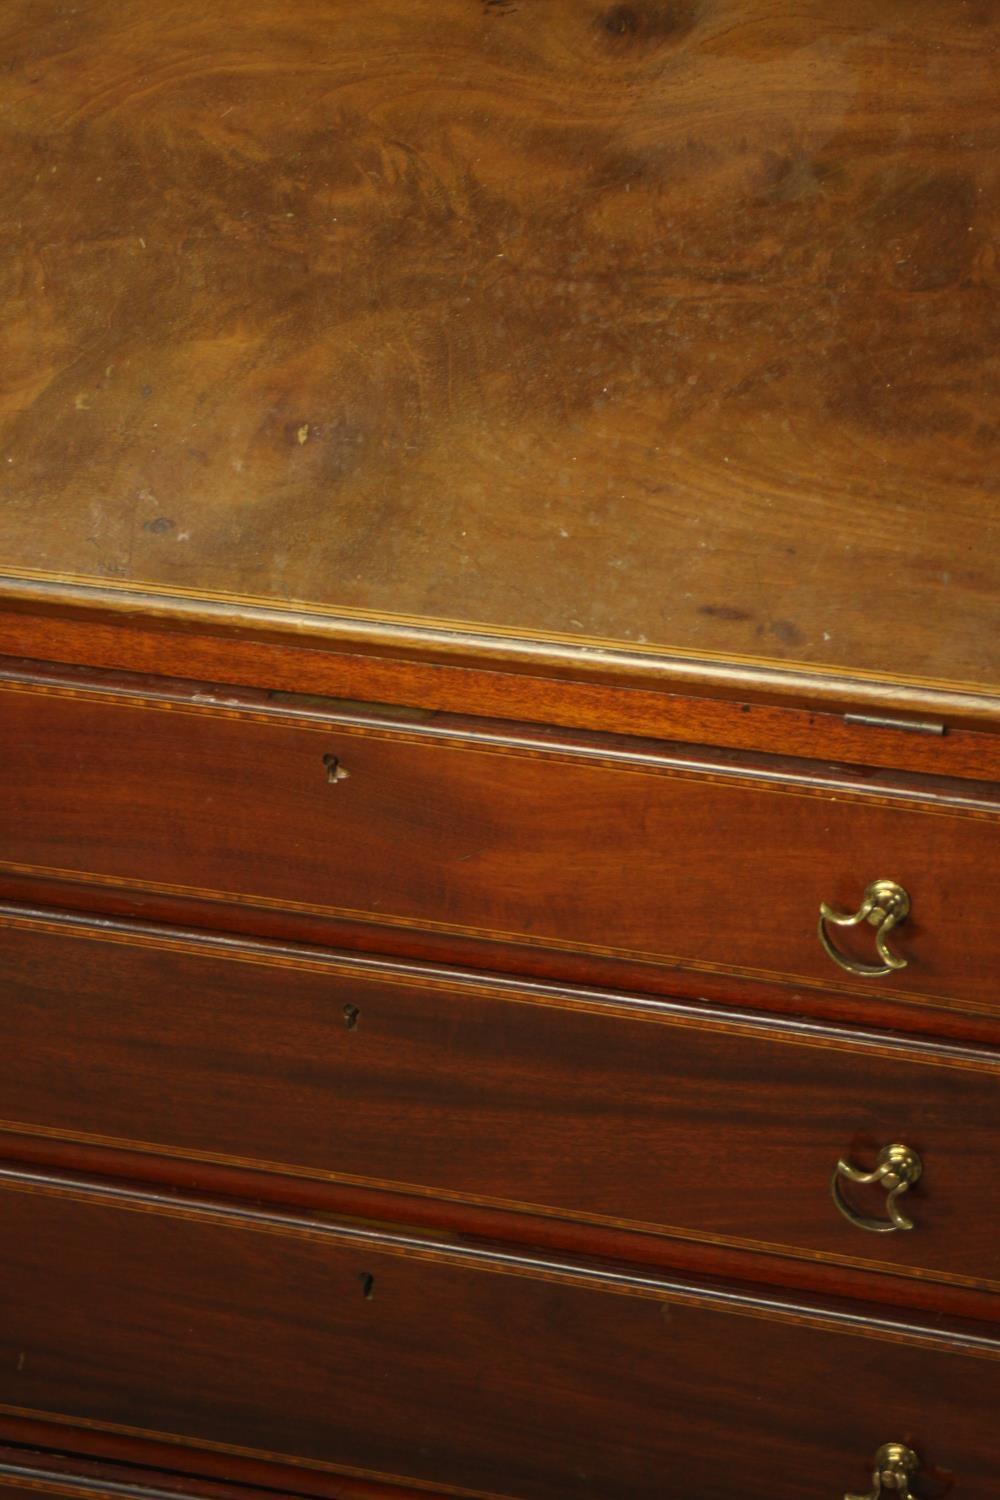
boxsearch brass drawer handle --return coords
[845,1442,921,1499]
[818,879,911,977]
[832,1144,922,1233]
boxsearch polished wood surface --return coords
[0,1445,435,1500]
[1,0,997,705]
[2,7,997,1494]
[1,1170,999,1500]
[1,907,998,1292]
[2,615,1000,790]
[3,670,997,1017]
[0,1450,378,1500]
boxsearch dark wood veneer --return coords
[1,1171,998,1500]
[2,671,997,1019]
[0,906,997,1295]
[0,1448,429,1500]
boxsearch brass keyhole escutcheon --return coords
[832,1144,923,1233]
[818,879,911,978]
[845,1442,921,1499]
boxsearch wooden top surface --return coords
[1,0,998,707]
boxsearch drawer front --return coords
[0,1455,318,1500]
[3,909,999,1290]
[0,1173,998,1500]
[2,679,998,1014]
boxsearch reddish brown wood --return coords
[9,654,1000,804]
[1,1,998,1492]
[7,866,1000,1052]
[1,612,999,785]
[2,669,996,1020]
[7,1124,1000,1330]
[1,1169,999,1500]
[1,1,999,714]
[0,1447,433,1500]
[0,906,997,1297]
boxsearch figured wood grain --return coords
[2,674,997,1017]
[1,1171,999,1500]
[0,0,997,703]
[1,907,998,1292]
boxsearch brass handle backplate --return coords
[845,1442,921,1499]
[832,1144,922,1233]
[819,879,911,977]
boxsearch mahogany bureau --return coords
[0,3,998,1498]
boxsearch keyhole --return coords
[323,754,350,784]
[343,1003,360,1031]
[358,1273,375,1300]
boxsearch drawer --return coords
[0,1452,319,1500]
[0,1171,998,1500]
[2,675,999,1015]
[2,907,999,1292]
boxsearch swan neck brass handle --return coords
[832,1144,922,1233]
[819,879,911,977]
[845,1442,921,1498]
